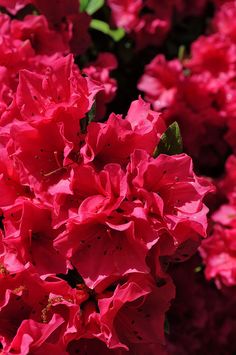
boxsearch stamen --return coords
[13,285,26,294]
[42,162,74,177]
[41,296,73,323]
[54,151,62,168]
[0,264,9,275]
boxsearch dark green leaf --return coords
[154,122,183,157]
[90,19,125,42]
[164,318,170,335]
[80,117,87,134]
[80,101,96,134]
[88,101,96,123]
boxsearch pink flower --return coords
[54,149,211,288]
[2,201,67,275]
[9,314,65,354]
[186,34,236,79]
[217,154,236,203]
[5,55,102,198]
[107,0,208,50]
[200,225,236,287]
[54,221,149,289]
[11,15,68,56]
[0,6,217,350]
[51,162,128,228]
[84,53,118,120]
[0,13,74,111]
[16,55,94,123]
[0,267,78,352]
[0,0,30,15]
[81,97,165,167]
[107,0,171,49]
[0,15,34,74]
[212,0,236,42]
[7,120,71,198]
[96,273,175,351]
[139,53,231,174]
[107,0,142,32]
[138,55,183,111]
[213,203,236,228]
[132,14,170,50]
[127,150,212,256]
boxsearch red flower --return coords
[54,221,149,289]
[127,150,212,256]
[11,15,68,56]
[200,225,236,287]
[0,268,77,353]
[138,55,182,111]
[2,201,67,275]
[186,34,236,78]
[96,273,175,351]
[16,55,94,123]
[84,53,118,120]
[81,97,165,167]
[213,0,236,43]
[0,0,30,15]
[107,0,142,32]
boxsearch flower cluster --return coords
[200,154,236,288]
[0,9,90,115]
[107,0,210,50]
[137,1,236,350]
[138,1,236,175]
[0,2,215,353]
[0,0,92,54]
[2,0,236,353]
[138,1,236,328]
[0,50,212,352]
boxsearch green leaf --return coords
[80,101,96,134]
[178,45,186,62]
[80,0,104,14]
[90,19,125,42]
[88,101,96,123]
[80,0,89,12]
[86,0,104,14]
[154,122,183,157]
